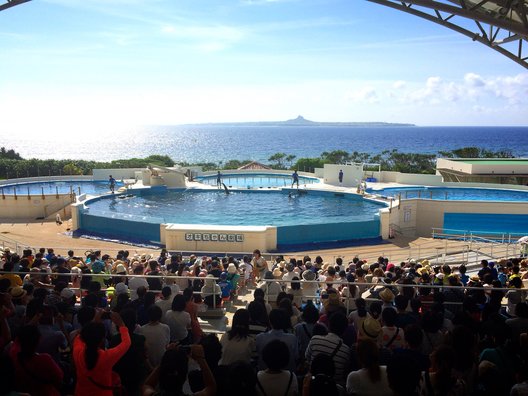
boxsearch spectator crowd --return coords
[1,246,528,395]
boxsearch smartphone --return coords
[180,345,191,354]
[101,311,112,320]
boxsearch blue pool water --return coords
[196,173,319,188]
[0,180,123,195]
[84,189,384,226]
[443,213,528,236]
[368,186,528,202]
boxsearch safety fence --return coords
[0,236,503,267]
[1,270,518,315]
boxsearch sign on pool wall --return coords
[163,225,277,252]
[185,233,244,242]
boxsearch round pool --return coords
[79,189,387,247]
[368,186,528,201]
[85,190,382,226]
[0,180,123,196]
[196,173,319,188]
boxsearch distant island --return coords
[183,115,415,127]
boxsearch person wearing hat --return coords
[282,262,297,288]
[201,275,222,308]
[301,270,319,303]
[112,261,128,275]
[321,290,345,317]
[69,265,82,295]
[0,261,22,288]
[217,272,232,302]
[9,286,29,328]
[226,263,240,298]
[252,249,268,282]
[258,271,282,307]
[9,285,27,301]
[111,262,128,284]
[379,286,395,304]
[52,257,71,286]
[238,255,254,289]
[129,265,149,301]
[90,259,109,289]
[358,316,382,343]
[115,282,129,297]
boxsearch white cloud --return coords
[240,0,297,5]
[346,87,379,104]
[1,74,526,131]
[395,73,528,106]
[464,72,485,87]
[160,24,245,51]
[393,80,406,89]
[425,76,442,90]
[487,74,528,104]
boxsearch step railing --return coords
[432,228,523,261]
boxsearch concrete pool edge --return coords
[4,169,528,250]
[72,187,389,252]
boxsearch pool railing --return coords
[197,175,318,188]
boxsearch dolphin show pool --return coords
[2,170,528,252]
[369,186,528,201]
[196,173,319,188]
[78,188,387,249]
[0,180,123,196]
[84,189,383,226]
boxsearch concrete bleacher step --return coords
[197,308,226,318]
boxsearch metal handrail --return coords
[0,231,519,271]
[2,271,518,292]
[431,227,524,262]
[433,227,527,243]
[4,270,520,317]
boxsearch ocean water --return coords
[2,125,528,163]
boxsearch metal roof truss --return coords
[367,0,528,69]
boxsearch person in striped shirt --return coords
[305,312,350,386]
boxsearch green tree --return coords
[268,152,287,169]
[321,150,350,164]
[293,157,326,172]
[439,147,514,159]
[381,150,436,174]
[222,159,252,170]
[0,147,23,160]
[349,151,372,163]
[285,154,296,168]
[63,163,83,175]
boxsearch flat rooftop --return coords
[455,159,528,165]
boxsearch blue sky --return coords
[1,0,527,132]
